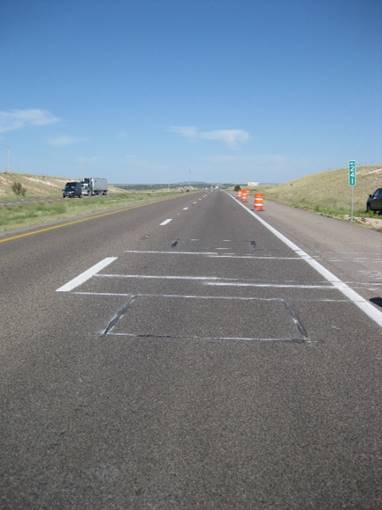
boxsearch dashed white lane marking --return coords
[56,257,117,292]
[228,193,382,328]
[160,218,173,226]
[183,207,189,210]
[192,201,198,204]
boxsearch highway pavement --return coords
[0,190,381,509]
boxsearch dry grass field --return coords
[0,171,186,231]
[264,165,382,216]
[0,171,125,199]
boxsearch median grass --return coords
[264,165,382,219]
[0,191,185,232]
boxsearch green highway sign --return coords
[348,160,357,186]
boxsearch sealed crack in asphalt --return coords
[282,299,309,342]
[101,296,136,336]
[108,332,310,343]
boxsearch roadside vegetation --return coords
[0,171,194,231]
[263,165,382,220]
[0,171,70,200]
[0,191,188,231]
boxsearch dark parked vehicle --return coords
[63,181,82,198]
[366,188,382,214]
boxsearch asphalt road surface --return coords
[1,190,381,509]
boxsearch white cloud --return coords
[170,126,250,147]
[0,108,60,133]
[49,135,88,146]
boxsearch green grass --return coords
[0,191,186,231]
[263,165,382,219]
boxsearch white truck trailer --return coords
[81,177,108,196]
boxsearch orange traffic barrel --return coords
[241,188,249,202]
[253,192,264,211]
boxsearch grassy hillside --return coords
[0,171,188,231]
[265,165,382,216]
[0,171,126,199]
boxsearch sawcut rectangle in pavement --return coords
[106,295,307,342]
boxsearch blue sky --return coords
[0,0,381,183]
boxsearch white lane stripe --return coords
[96,273,332,287]
[97,274,222,281]
[122,249,300,259]
[124,250,217,255]
[160,218,173,226]
[70,291,282,301]
[205,282,334,289]
[228,193,382,328]
[72,291,351,304]
[182,207,189,210]
[207,255,301,260]
[56,257,117,292]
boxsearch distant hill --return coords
[0,171,125,199]
[265,165,382,214]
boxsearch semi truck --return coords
[81,177,108,196]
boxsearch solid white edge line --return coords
[227,192,382,328]
[160,218,173,226]
[56,257,117,292]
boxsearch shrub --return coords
[234,184,241,192]
[11,181,27,197]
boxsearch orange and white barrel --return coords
[241,188,249,203]
[253,192,264,211]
